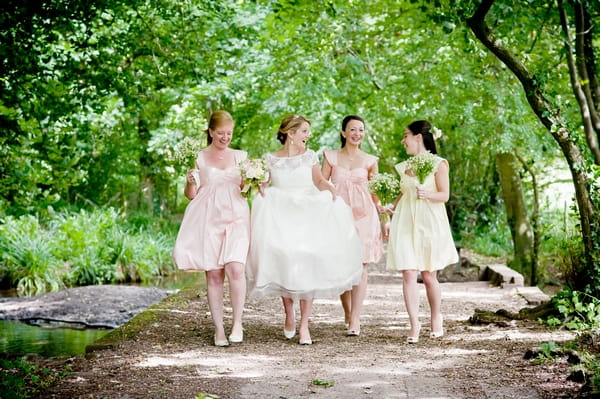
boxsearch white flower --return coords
[409,152,437,184]
[367,173,401,206]
[432,127,443,140]
[239,158,269,197]
[172,137,204,168]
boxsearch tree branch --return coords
[559,0,600,163]
[581,4,600,112]
[465,0,597,259]
[466,0,561,138]
[574,1,600,140]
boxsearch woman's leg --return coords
[348,264,368,333]
[282,297,295,333]
[224,261,246,338]
[299,298,314,343]
[421,270,443,334]
[340,290,351,326]
[402,270,420,338]
[205,269,226,341]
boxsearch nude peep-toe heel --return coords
[430,330,444,339]
[406,326,421,344]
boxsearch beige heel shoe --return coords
[406,326,421,344]
[430,330,444,339]
[406,336,419,344]
[214,335,229,347]
[284,329,296,340]
[229,331,243,343]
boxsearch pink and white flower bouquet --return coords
[239,158,269,197]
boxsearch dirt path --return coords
[40,260,581,399]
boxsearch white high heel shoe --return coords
[284,329,296,340]
[228,331,243,343]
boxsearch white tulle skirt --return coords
[247,186,363,300]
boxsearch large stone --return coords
[0,285,172,328]
[482,264,525,287]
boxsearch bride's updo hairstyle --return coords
[206,110,234,144]
[277,114,311,144]
[407,120,437,154]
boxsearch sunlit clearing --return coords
[136,352,276,378]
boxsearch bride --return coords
[247,114,362,345]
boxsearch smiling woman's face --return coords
[342,118,365,146]
[209,122,233,150]
[289,121,311,148]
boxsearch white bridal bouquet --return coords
[239,158,269,198]
[367,172,401,208]
[409,151,437,186]
[172,137,204,185]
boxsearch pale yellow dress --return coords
[386,156,458,271]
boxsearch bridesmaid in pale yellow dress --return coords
[172,110,250,347]
[322,115,384,336]
[386,120,458,344]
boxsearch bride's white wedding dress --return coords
[247,150,363,300]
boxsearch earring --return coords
[291,139,294,145]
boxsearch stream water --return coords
[0,271,203,357]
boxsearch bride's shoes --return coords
[284,329,296,340]
[284,314,296,339]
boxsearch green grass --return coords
[0,207,177,296]
[0,357,71,399]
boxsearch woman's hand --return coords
[382,219,390,240]
[377,203,395,215]
[416,185,429,200]
[258,181,267,197]
[186,169,198,185]
[327,183,337,201]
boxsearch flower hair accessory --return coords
[431,127,443,140]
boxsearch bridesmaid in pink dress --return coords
[322,115,384,336]
[172,110,250,347]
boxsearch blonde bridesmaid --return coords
[172,110,250,347]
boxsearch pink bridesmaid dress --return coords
[324,150,383,264]
[172,149,250,271]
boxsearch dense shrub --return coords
[0,208,177,296]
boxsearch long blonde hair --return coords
[206,110,234,144]
[276,114,311,144]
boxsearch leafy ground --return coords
[25,257,585,398]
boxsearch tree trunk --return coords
[516,154,540,286]
[496,152,534,283]
[466,0,600,294]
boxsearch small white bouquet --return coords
[172,137,204,185]
[239,158,269,197]
[367,173,401,208]
[409,151,437,185]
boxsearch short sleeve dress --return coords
[386,155,458,271]
[247,150,363,300]
[172,149,250,271]
[324,150,383,264]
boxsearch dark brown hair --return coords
[407,120,437,154]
